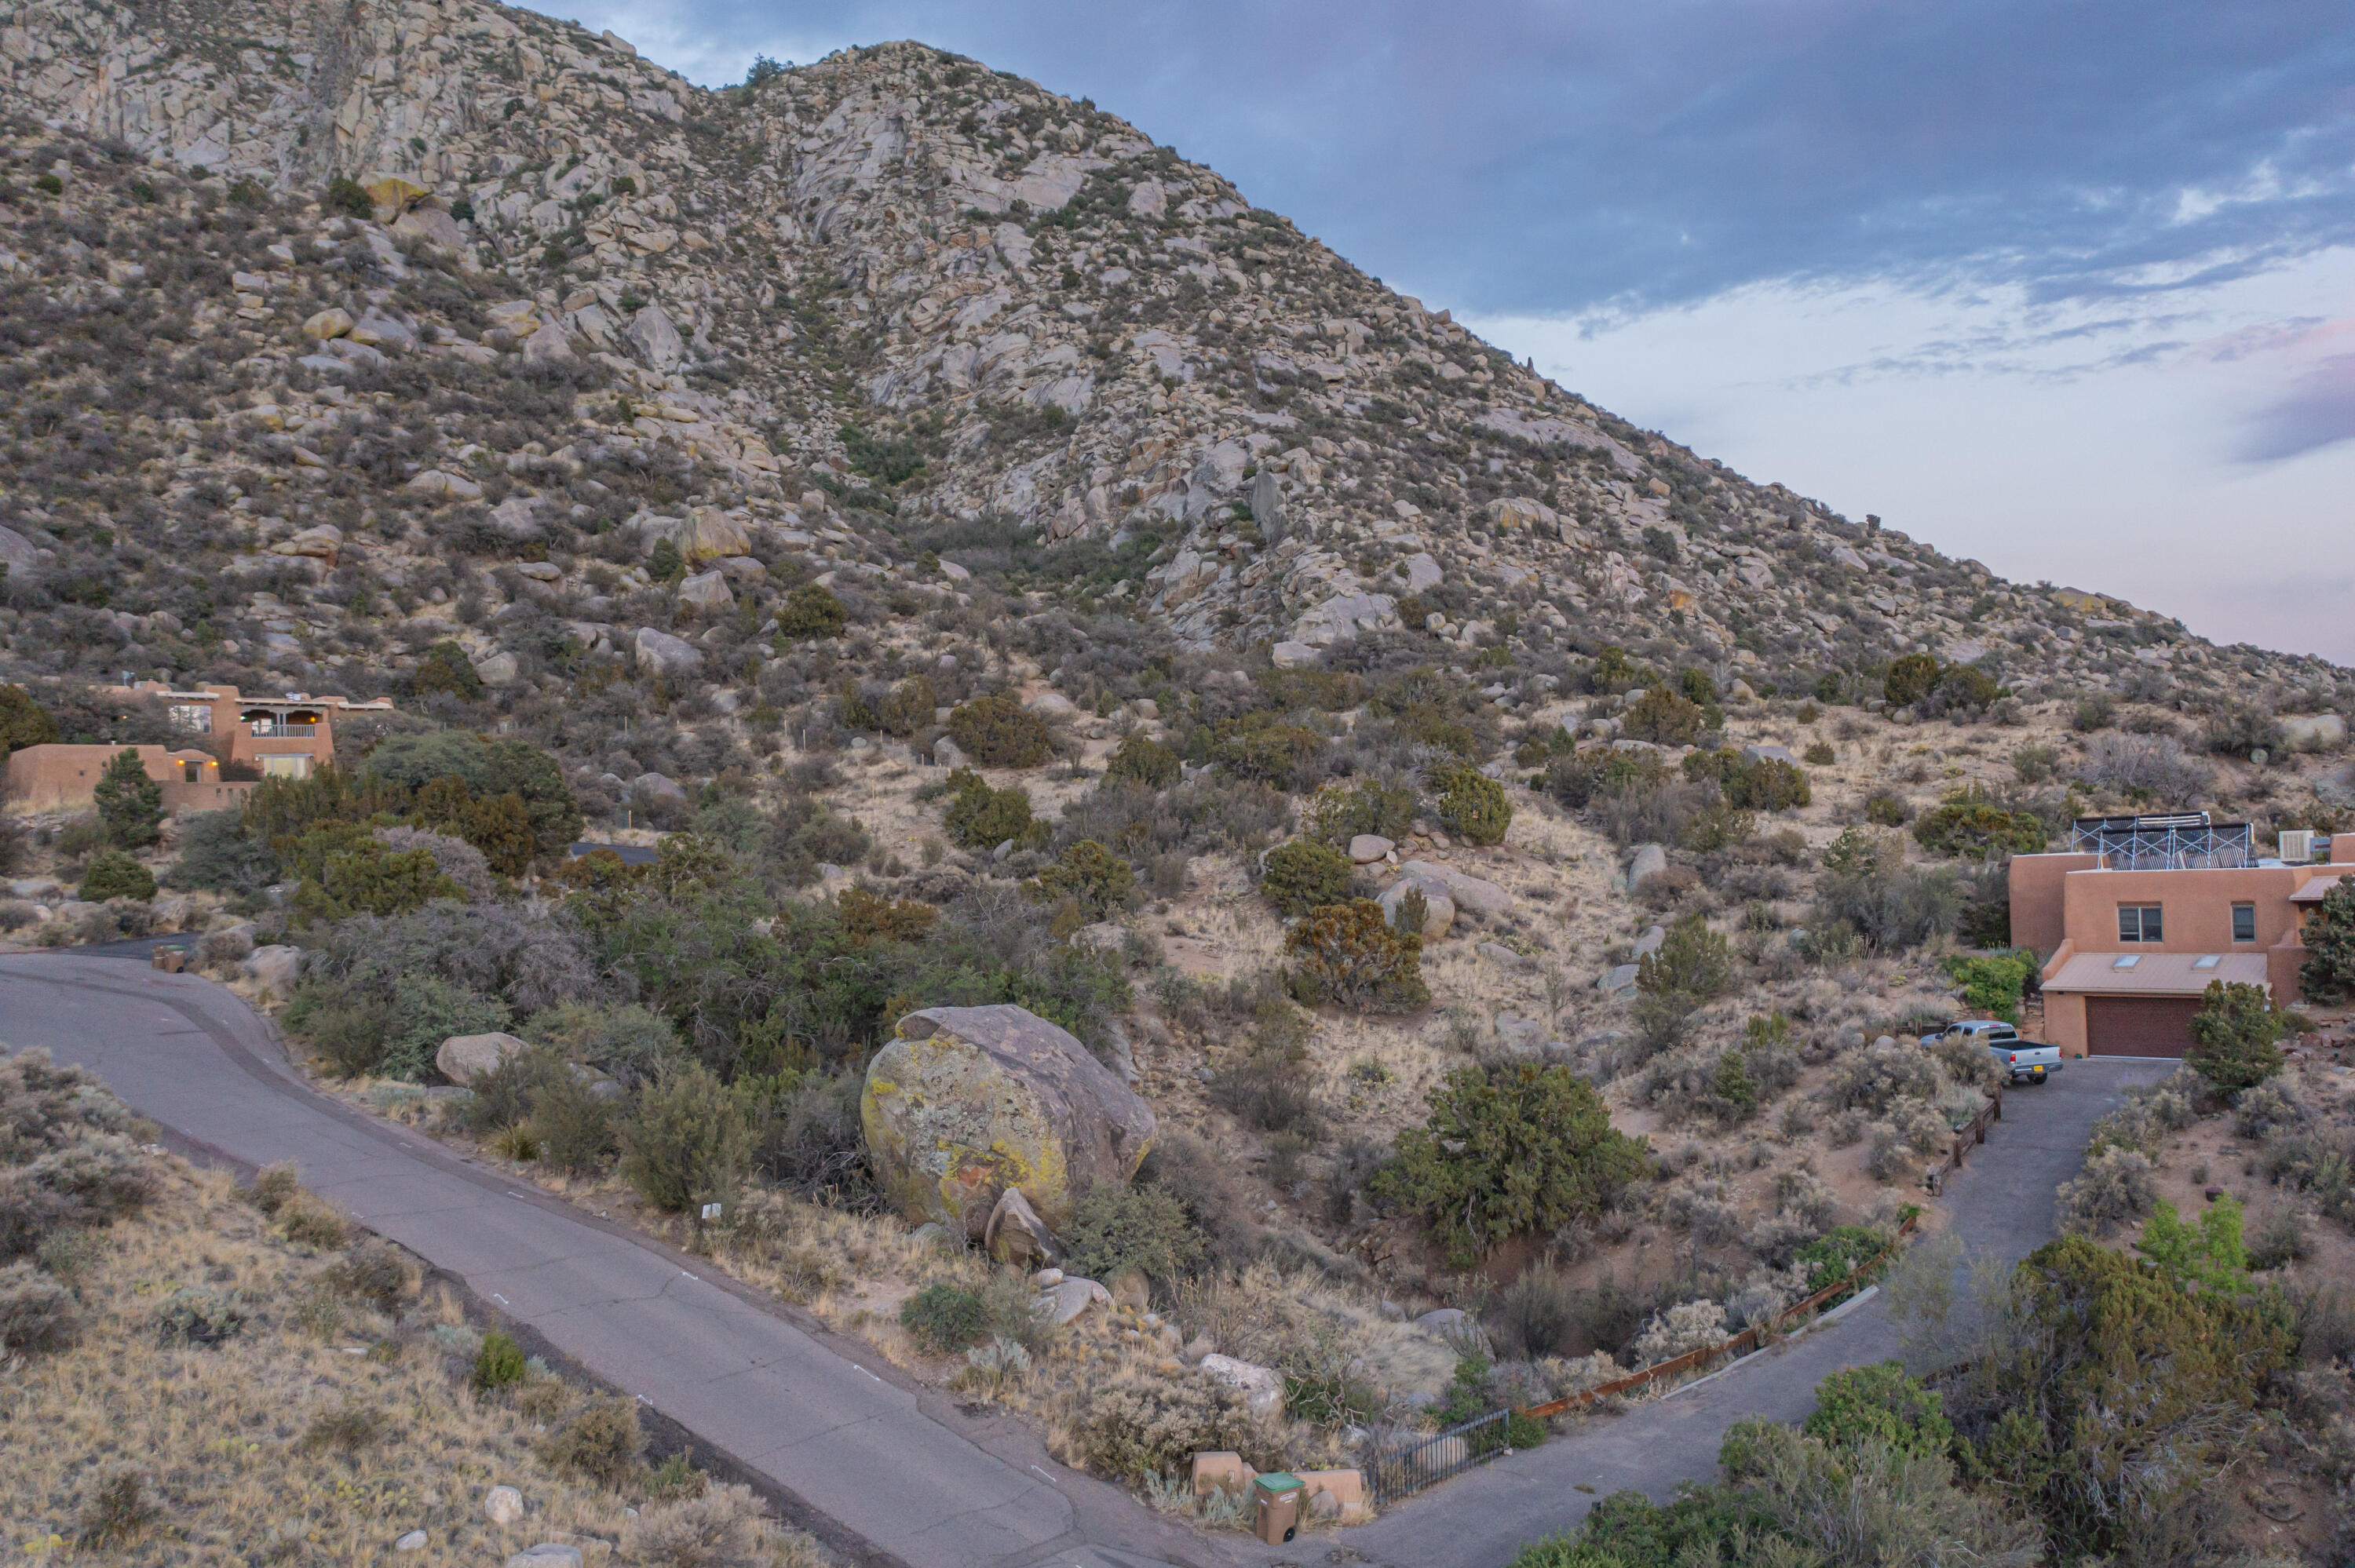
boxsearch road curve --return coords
[1328,1055,2171,1568]
[0,951,1218,1568]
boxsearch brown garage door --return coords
[2086,996,2203,1057]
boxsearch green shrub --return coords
[327,1238,416,1315]
[294,838,461,921]
[165,810,278,895]
[619,1063,749,1213]
[540,1395,645,1489]
[1912,786,2046,860]
[323,175,374,217]
[941,768,1042,850]
[1430,761,1511,845]
[874,674,937,737]
[0,683,61,755]
[1260,838,1354,916]
[1102,734,1180,789]
[1681,749,1812,811]
[472,1328,528,1391]
[2186,979,2284,1093]
[411,639,485,700]
[1371,1063,1650,1266]
[1283,899,1429,1012]
[1632,913,1732,1049]
[1028,840,1134,919]
[900,1282,989,1353]
[1882,652,1941,708]
[647,536,687,582]
[1794,1224,1890,1293]
[2299,880,2355,1004]
[1210,717,1325,789]
[1940,949,2040,1025]
[93,749,162,848]
[947,691,1053,767]
[2134,1194,2248,1294]
[78,848,156,902]
[1805,1362,1952,1457]
[1307,776,1415,844]
[1803,740,1835,766]
[1621,687,1708,746]
[1059,1182,1207,1288]
[775,582,846,640]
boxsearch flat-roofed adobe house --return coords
[2,683,393,813]
[2010,813,2351,1059]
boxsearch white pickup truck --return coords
[1933,1019,2064,1086]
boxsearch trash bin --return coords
[152,945,188,973]
[1252,1471,1304,1544]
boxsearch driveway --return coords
[1,950,2162,1568]
[1326,1056,2172,1568]
[0,952,1225,1568]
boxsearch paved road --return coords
[0,952,1221,1568]
[1,950,2157,1568]
[1327,1056,2171,1568]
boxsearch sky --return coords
[553,0,2355,665]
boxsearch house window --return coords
[168,703,213,734]
[2118,904,2163,943]
[2232,903,2257,943]
[259,755,311,779]
[182,763,200,783]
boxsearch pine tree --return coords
[93,748,162,848]
[2301,880,2355,1004]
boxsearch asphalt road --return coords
[0,950,2159,1568]
[1326,1054,2173,1568]
[0,951,1224,1568]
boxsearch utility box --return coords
[1252,1471,1304,1544]
[152,945,187,973]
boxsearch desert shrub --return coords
[1058,1182,1207,1289]
[1681,748,1812,811]
[1811,827,1961,952]
[1945,1236,2289,1563]
[1064,1370,1268,1483]
[1372,1063,1650,1266]
[327,1238,416,1315]
[540,1395,646,1489]
[941,768,1043,850]
[278,1193,347,1248]
[1102,734,1180,789]
[837,886,940,946]
[620,1063,750,1213]
[1283,899,1429,1012]
[1641,1015,1802,1125]
[2078,731,2211,800]
[1622,686,1710,746]
[76,1469,164,1549]
[166,809,278,895]
[1492,1267,1582,1359]
[2055,1145,2157,1237]
[1306,775,1415,844]
[775,582,846,640]
[900,1281,990,1352]
[0,684,62,754]
[1824,1040,1941,1114]
[947,691,1053,767]
[1028,840,1134,919]
[2203,704,2286,759]
[1632,913,1732,1051]
[78,848,156,902]
[0,1260,79,1354]
[1793,1225,1889,1293]
[524,1001,680,1087]
[1911,786,2046,860]
[1541,746,1667,811]
[872,674,937,737]
[1882,652,1941,708]
[1209,999,1321,1132]
[1628,1298,1727,1364]
[2232,1078,2305,1142]
[2186,979,2284,1093]
[2249,1207,2310,1271]
[765,792,871,886]
[1940,949,2039,1024]
[2302,880,2355,1004]
[1430,760,1511,845]
[472,1328,528,1391]
[292,835,462,921]
[1805,1361,1953,1457]
[621,1481,815,1567]
[157,1285,247,1346]
[1259,837,1354,916]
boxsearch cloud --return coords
[2240,353,2355,462]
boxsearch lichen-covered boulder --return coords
[860,1004,1156,1234]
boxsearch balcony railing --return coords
[248,722,320,739]
[2071,813,2254,870]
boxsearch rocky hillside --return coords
[1,0,2346,785]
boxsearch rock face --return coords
[860,1005,1156,1234]
[1199,1353,1285,1420]
[1393,860,1510,915]
[436,1031,528,1085]
[1378,877,1455,939]
[633,626,704,676]
[239,944,303,997]
[1625,844,1670,893]
[1349,834,1394,864]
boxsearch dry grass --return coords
[3,1154,825,1566]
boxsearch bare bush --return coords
[2056,1147,2158,1237]
[2078,732,2211,800]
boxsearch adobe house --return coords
[2010,814,2350,1059]
[4,684,395,813]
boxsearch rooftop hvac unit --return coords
[2280,830,2317,863]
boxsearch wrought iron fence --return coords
[1364,1409,1513,1508]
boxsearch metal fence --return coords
[1364,1409,1514,1508]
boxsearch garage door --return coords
[2086,996,2203,1058]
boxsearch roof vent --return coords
[2112,954,2141,969]
[2280,830,2317,862]
[2193,955,2221,970]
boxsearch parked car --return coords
[1927,1019,2063,1085]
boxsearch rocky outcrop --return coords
[436,1031,527,1085]
[860,1005,1156,1234]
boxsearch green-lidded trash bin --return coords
[1252,1471,1304,1544]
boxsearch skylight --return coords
[2193,955,2221,969]
[2112,954,2141,969]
